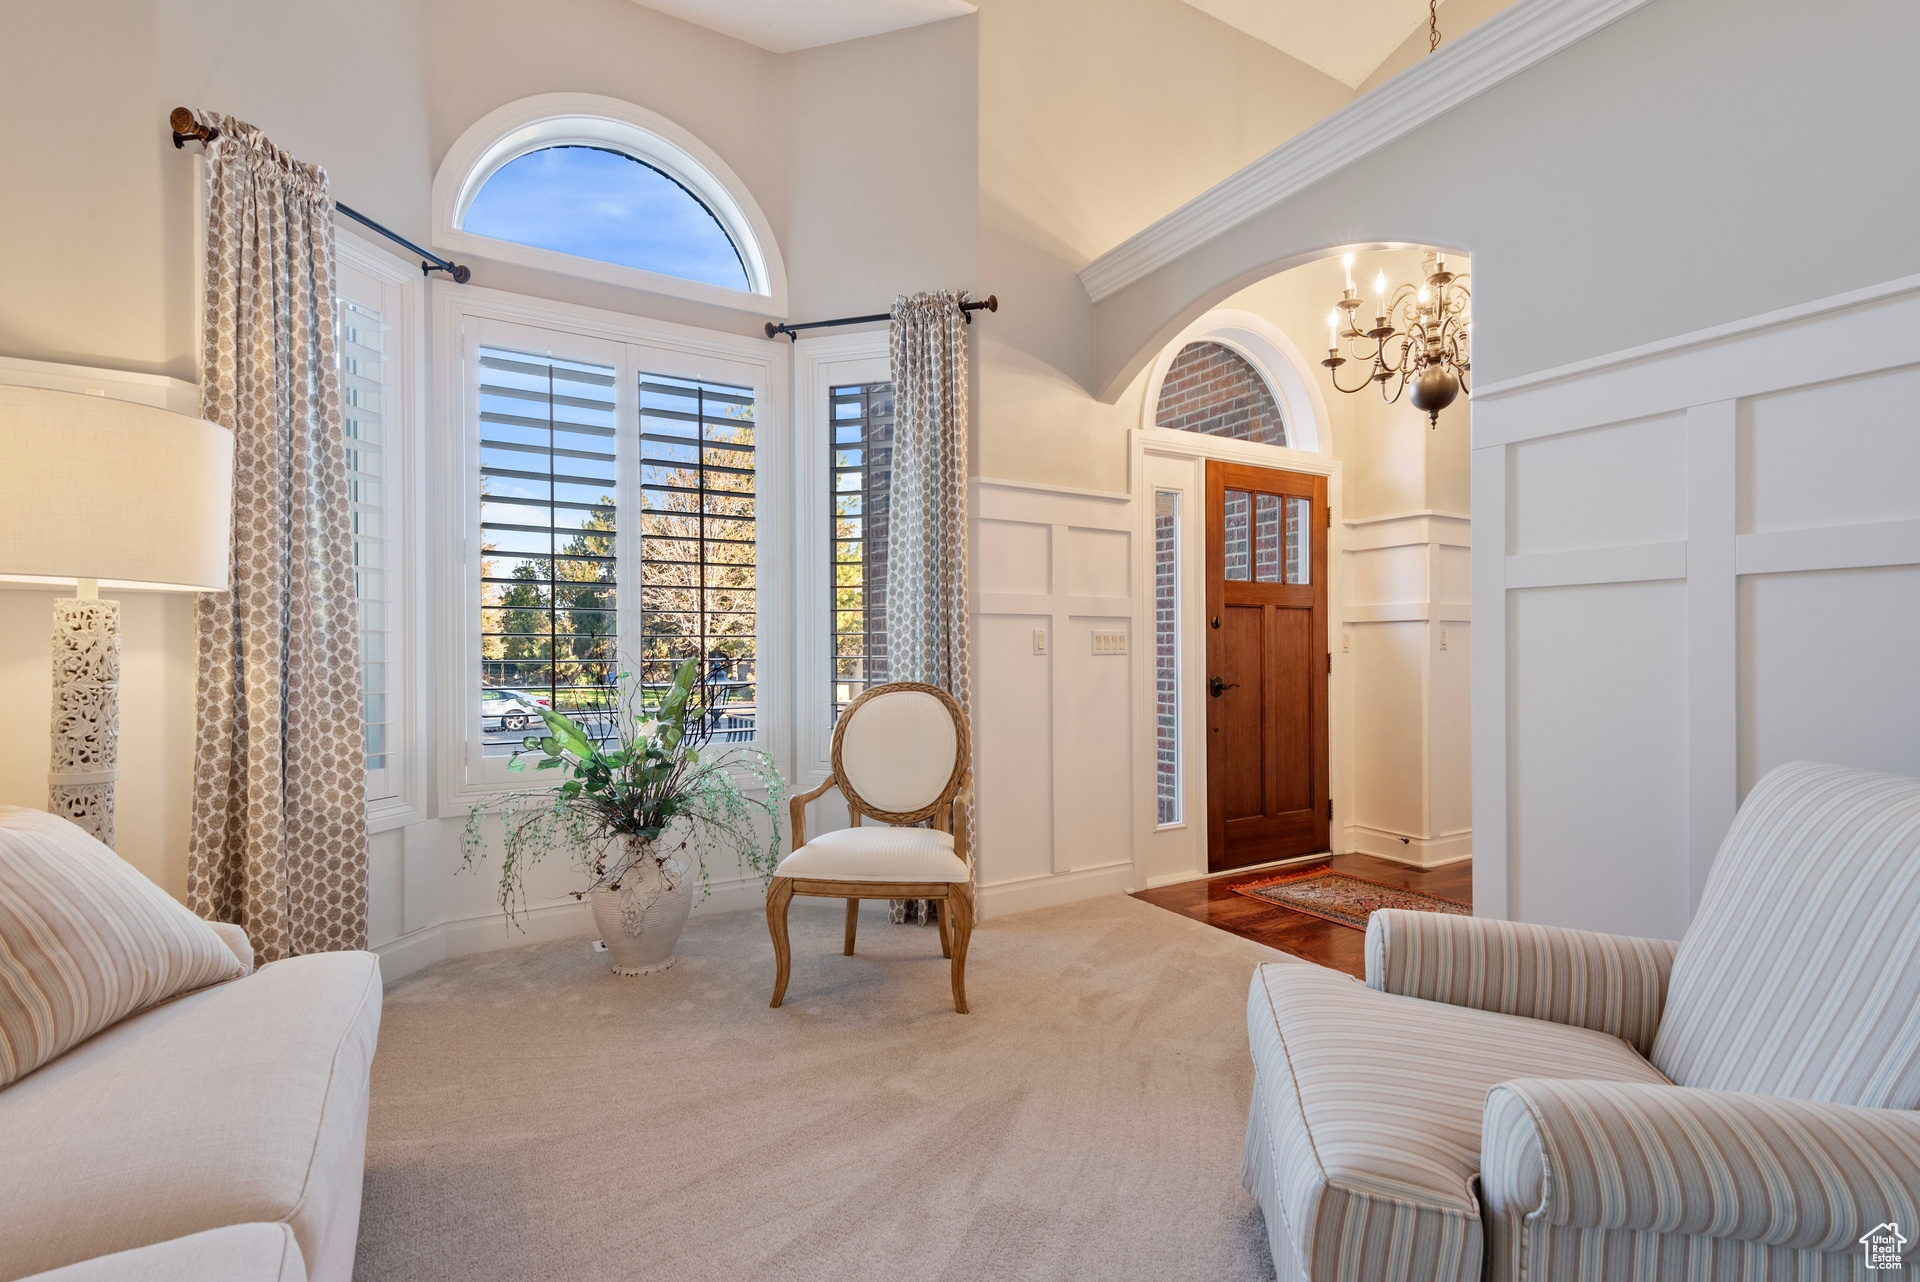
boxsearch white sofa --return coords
[0,928,381,1282]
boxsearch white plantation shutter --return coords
[829,381,893,720]
[476,346,620,754]
[638,373,758,740]
[337,294,399,802]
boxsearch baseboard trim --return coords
[1345,824,1472,868]
[978,863,1134,919]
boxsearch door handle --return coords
[1209,676,1239,698]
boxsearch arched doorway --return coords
[1131,251,1472,965]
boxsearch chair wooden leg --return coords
[843,897,860,955]
[767,878,796,1008]
[936,896,953,959]
[948,881,975,1014]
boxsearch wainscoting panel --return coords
[1339,512,1472,867]
[971,479,1136,916]
[1473,272,1920,936]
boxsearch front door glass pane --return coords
[1223,489,1250,581]
[1254,493,1282,582]
[1285,495,1311,584]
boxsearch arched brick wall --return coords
[1153,341,1287,447]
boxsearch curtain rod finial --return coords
[169,107,218,149]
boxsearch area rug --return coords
[1230,865,1470,930]
[355,894,1291,1282]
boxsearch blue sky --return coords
[464,146,749,291]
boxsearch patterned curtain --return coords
[186,113,367,961]
[885,291,973,926]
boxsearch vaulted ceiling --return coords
[630,0,976,53]
[631,0,1500,88]
[1177,0,1437,87]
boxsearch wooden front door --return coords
[1205,461,1329,871]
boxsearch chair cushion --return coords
[16,1224,305,1282]
[0,951,381,1282]
[776,826,968,883]
[0,806,243,1087]
[1244,961,1669,1282]
[1652,761,1920,1107]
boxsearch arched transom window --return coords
[434,94,786,314]
[1154,341,1288,448]
[464,145,749,292]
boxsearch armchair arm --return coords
[1482,1078,1920,1253]
[1365,910,1678,1055]
[787,774,840,851]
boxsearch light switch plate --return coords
[1033,628,1047,655]
[1091,628,1127,655]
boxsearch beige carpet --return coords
[356,893,1289,1281]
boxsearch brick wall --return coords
[1154,341,1288,447]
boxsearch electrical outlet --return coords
[1091,628,1127,656]
[1033,628,1048,655]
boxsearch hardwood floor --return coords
[1131,853,1472,978]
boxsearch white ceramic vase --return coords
[589,838,693,976]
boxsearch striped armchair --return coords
[1242,761,1920,1281]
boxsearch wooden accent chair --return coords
[767,682,975,1013]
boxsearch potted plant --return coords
[462,658,785,975]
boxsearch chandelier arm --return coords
[1328,363,1378,395]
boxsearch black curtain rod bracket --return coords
[169,107,472,285]
[766,294,997,341]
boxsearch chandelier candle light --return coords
[1323,252,1471,429]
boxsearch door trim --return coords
[1131,429,1346,890]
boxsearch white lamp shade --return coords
[0,385,233,592]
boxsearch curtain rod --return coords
[169,108,472,284]
[765,295,997,341]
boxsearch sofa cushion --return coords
[776,825,968,883]
[0,951,380,1282]
[16,1225,304,1282]
[0,807,242,1087]
[1244,961,1669,1282]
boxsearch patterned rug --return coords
[1230,865,1470,931]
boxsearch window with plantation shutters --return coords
[638,374,758,741]
[476,346,619,756]
[830,381,893,720]
[453,304,779,794]
[336,294,398,801]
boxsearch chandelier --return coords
[1322,251,1471,429]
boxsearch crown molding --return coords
[1076,0,1658,303]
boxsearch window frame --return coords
[435,283,791,810]
[791,331,891,793]
[336,232,429,834]
[431,93,789,318]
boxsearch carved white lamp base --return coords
[48,583,119,846]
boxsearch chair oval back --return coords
[832,683,968,825]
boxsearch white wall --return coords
[1473,274,1920,940]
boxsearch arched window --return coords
[463,146,749,292]
[1154,341,1288,447]
[434,94,787,315]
